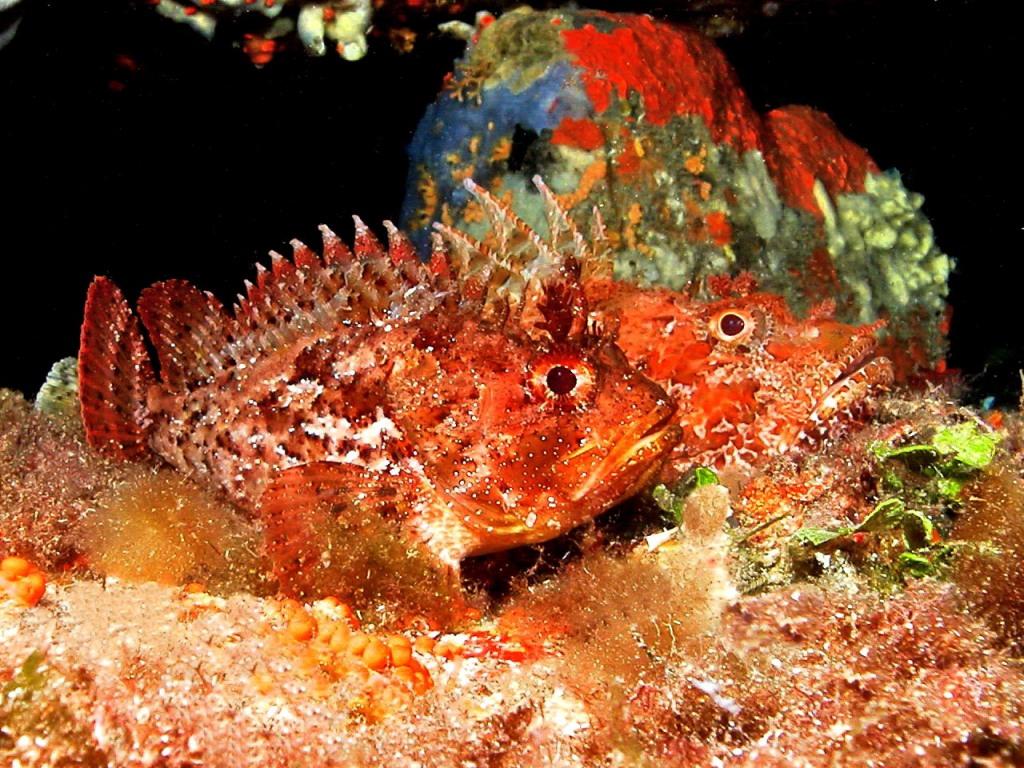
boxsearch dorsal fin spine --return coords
[290,239,319,269]
[383,220,418,264]
[352,216,385,260]
[319,225,353,266]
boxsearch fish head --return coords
[388,279,680,555]
[600,275,894,471]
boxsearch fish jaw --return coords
[784,354,895,451]
[420,401,682,559]
[564,400,680,504]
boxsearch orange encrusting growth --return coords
[1,556,47,607]
[251,595,532,719]
[243,593,544,720]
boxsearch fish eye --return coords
[528,355,596,409]
[546,365,578,395]
[710,309,755,344]
[719,313,746,337]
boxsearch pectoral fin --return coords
[258,462,464,616]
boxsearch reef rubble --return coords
[2,385,1024,766]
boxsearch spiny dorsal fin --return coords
[462,179,545,263]
[433,221,523,321]
[436,178,614,333]
[225,223,442,368]
[382,220,418,265]
[457,177,613,288]
[532,174,613,282]
[138,279,235,391]
[461,179,561,281]
[432,221,490,279]
[352,216,385,260]
[290,238,319,270]
[531,175,588,262]
[79,277,155,459]
[318,225,354,266]
[428,232,451,278]
[586,205,614,281]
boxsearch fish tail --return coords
[78,277,155,459]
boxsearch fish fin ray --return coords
[78,277,154,459]
[259,461,411,599]
[230,229,434,365]
[138,279,234,390]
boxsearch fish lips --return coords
[562,401,682,506]
[800,349,894,445]
[435,402,681,554]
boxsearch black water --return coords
[0,0,1017,402]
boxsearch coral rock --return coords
[402,7,952,376]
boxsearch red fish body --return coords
[78,217,680,593]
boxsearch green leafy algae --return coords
[791,422,1001,584]
[870,420,998,479]
[652,467,720,525]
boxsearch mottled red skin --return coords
[79,236,680,580]
[229,312,676,562]
[588,274,894,475]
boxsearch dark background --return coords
[0,0,1018,402]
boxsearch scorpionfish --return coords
[446,177,895,478]
[78,213,681,596]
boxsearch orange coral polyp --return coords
[1,556,32,579]
[1,555,46,607]
[260,595,442,715]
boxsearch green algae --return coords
[790,421,1001,584]
[870,419,1000,502]
[0,651,110,767]
[452,7,570,97]
[652,466,720,526]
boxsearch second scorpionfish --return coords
[77,208,681,597]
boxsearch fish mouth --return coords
[430,402,681,556]
[800,342,894,444]
[567,401,682,503]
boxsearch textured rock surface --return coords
[3,383,1023,765]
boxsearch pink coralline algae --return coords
[1,556,1022,765]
